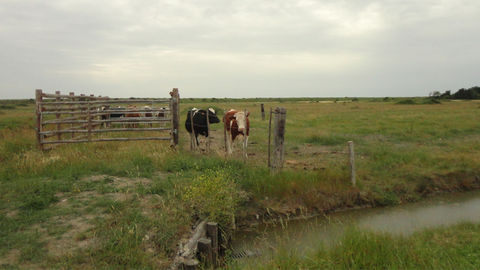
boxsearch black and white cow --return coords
[185,108,220,146]
[99,106,126,127]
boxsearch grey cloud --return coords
[0,0,479,98]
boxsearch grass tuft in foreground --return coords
[232,223,480,270]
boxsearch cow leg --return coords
[195,133,200,146]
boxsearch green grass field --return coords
[1,97,480,268]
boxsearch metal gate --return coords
[35,88,180,150]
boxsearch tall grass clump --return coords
[182,169,244,226]
[91,202,151,268]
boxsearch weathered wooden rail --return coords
[35,88,180,150]
[171,221,222,269]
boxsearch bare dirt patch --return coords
[6,209,18,218]
[38,175,153,259]
[0,249,20,266]
[45,215,97,258]
[112,176,152,189]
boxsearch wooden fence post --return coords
[35,89,44,150]
[243,108,247,160]
[206,222,219,266]
[181,259,199,269]
[261,103,265,120]
[267,107,273,168]
[272,107,287,170]
[190,110,195,151]
[170,88,180,147]
[348,141,356,186]
[69,92,75,138]
[223,114,227,155]
[87,98,92,142]
[206,109,210,153]
[197,238,213,266]
[55,91,61,140]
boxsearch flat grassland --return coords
[1,98,480,269]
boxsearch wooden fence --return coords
[35,88,180,150]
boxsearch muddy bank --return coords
[235,171,480,229]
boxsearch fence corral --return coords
[35,88,180,150]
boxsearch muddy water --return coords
[232,190,480,257]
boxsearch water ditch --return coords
[231,190,480,259]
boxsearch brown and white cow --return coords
[125,105,140,128]
[143,106,153,127]
[223,109,250,157]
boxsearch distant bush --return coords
[422,98,442,104]
[0,105,16,110]
[435,86,480,100]
[395,99,416,105]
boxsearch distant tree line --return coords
[430,86,480,99]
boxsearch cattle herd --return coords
[185,108,250,157]
[99,105,167,128]
[97,104,251,155]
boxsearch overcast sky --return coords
[1,0,479,99]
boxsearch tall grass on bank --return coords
[232,223,480,270]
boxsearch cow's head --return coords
[234,111,249,132]
[207,108,220,124]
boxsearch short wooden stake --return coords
[197,238,213,266]
[348,141,356,186]
[272,107,287,170]
[181,259,199,270]
[261,103,265,120]
[206,222,219,266]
